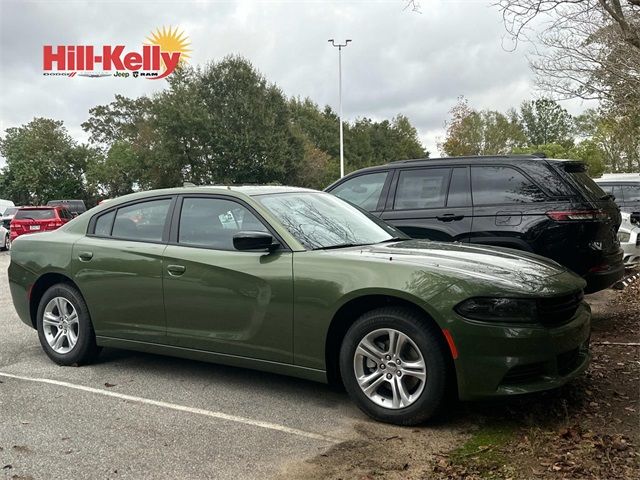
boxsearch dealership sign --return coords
[43,26,191,79]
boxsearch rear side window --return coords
[111,199,172,242]
[621,185,640,202]
[178,197,268,250]
[331,172,388,211]
[58,208,72,220]
[94,210,115,236]
[471,166,547,205]
[15,209,55,220]
[394,168,450,210]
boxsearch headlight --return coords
[454,297,537,323]
[617,231,630,243]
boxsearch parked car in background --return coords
[0,225,9,251]
[1,206,19,229]
[326,155,624,293]
[618,211,640,267]
[0,199,15,215]
[8,186,591,425]
[9,206,73,247]
[46,199,87,217]
[595,173,640,222]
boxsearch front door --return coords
[163,196,294,364]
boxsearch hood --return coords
[329,239,569,286]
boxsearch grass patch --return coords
[447,422,518,478]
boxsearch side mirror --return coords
[233,231,279,252]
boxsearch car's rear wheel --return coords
[36,283,99,366]
[339,307,449,425]
[4,234,10,251]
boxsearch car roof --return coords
[18,206,56,210]
[595,173,640,183]
[335,154,580,174]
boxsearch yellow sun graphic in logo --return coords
[145,26,191,67]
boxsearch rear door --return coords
[72,196,174,343]
[380,166,472,242]
[469,165,551,251]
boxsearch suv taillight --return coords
[546,210,608,221]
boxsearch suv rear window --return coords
[15,209,55,220]
[567,171,607,202]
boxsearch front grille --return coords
[501,363,546,385]
[557,348,581,376]
[537,291,583,327]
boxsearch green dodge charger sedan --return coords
[8,186,591,425]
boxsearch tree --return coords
[575,108,640,172]
[519,98,573,147]
[0,118,93,205]
[495,1,640,112]
[439,97,526,156]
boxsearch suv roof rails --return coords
[390,154,543,165]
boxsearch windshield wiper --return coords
[314,243,368,250]
[380,237,407,243]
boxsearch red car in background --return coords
[8,206,73,248]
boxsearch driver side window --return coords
[331,172,389,211]
[178,197,268,250]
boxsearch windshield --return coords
[3,207,18,216]
[256,192,406,249]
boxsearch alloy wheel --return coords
[353,328,427,409]
[42,297,79,354]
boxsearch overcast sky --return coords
[0,0,596,162]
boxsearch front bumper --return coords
[621,229,640,267]
[451,302,591,401]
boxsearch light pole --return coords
[328,38,351,178]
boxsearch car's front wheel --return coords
[36,283,99,366]
[339,307,449,425]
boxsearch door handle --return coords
[167,264,186,276]
[436,214,464,222]
[78,251,93,261]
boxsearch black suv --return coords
[326,155,624,293]
[46,199,87,217]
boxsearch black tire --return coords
[339,306,449,425]
[4,234,10,251]
[36,283,99,366]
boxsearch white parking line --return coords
[0,371,340,444]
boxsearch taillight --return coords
[546,210,608,221]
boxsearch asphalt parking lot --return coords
[0,251,462,479]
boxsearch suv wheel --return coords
[36,283,99,366]
[339,307,449,425]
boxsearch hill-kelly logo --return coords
[43,26,191,79]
